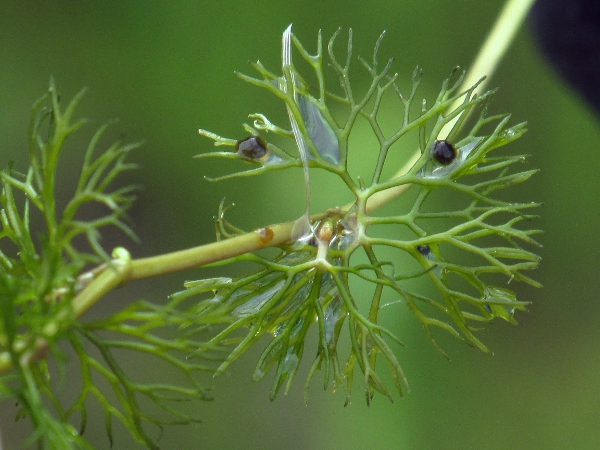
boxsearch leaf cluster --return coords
[191,28,541,404]
[0,82,215,448]
[1,81,135,368]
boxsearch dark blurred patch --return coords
[531,0,600,115]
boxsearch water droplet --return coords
[272,323,284,337]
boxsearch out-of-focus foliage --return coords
[0,84,218,449]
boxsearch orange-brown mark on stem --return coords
[256,226,274,245]
[317,219,335,243]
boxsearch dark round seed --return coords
[416,244,431,256]
[236,136,268,159]
[432,140,456,165]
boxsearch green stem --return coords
[365,0,535,213]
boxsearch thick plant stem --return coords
[130,221,297,279]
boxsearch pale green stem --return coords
[0,0,536,376]
[365,0,536,213]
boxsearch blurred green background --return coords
[1,1,599,449]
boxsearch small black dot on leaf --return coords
[432,140,456,165]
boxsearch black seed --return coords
[236,136,268,159]
[432,140,456,165]
[416,245,430,256]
